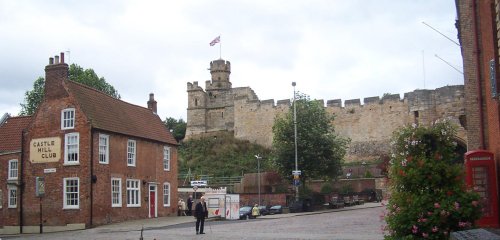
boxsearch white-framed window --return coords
[111,178,122,207]
[126,179,140,207]
[64,133,79,165]
[163,182,170,207]
[99,134,109,164]
[0,189,3,209]
[127,140,136,166]
[8,186,17,208]
[163,146,170,171]
[8,159,18,180]
[61,108,75,130]
[63,177,79,209]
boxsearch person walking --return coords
[187,195,193,216]
[178,198,182,216]
[251,203,259,219]
[180,199,187,216]
[194,196,208,234]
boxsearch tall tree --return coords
[19,77,44,116]
[164,117,187,142]
[272,93,349,184]
[19,63,120,116]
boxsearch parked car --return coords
[258,206,269,216]
[269,205,283,214]
[239,206,254,220]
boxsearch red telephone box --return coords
[464,150,499,228]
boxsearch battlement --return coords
[322,85,463,108]
[187,81,203,91]
[210,59,231,73]
[277,99,291,105]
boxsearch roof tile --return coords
[0,115,32,152]
[66,81,177,145]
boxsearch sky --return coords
[0,0,463,121]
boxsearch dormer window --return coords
[61,108,75,130]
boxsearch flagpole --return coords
[219,35,222,59]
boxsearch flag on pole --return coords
[210,36,220,46]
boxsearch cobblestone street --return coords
[3,205,385,240]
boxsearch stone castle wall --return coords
[187,60,466,163]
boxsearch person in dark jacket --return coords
[194,196,208,234]
[187,195,193,216]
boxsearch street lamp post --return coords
[292,82,299,202]
[255,154,262,206]
[361,161,367,178]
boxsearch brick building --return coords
[456,0,500,223]
[0,53,178,234]
[0,115,32,232]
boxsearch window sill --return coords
[112,205,122,208]
[7,179,19,184]
[63,163,80,166]
[63,206,80,210]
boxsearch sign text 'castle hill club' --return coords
[29,137,61,163]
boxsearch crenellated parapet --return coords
[320,85,463,110]
[187,81,204,91]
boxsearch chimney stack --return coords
[147,93,157,114]
[44,52,69,100]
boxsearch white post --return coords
[255,154,262,206]
[292,82,299,202]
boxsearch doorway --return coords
[149,184,157,218]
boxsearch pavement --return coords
[91,202,384,234]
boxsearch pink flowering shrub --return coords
[384,121,481,240]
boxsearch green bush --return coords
[320,183,334,195]
[384,121,481,239]
[340,184,353,195]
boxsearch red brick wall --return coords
[91,132,178,225]
[458,0,500,225]
[238,193,286,207]
[0,152,21,227]
[458,0,500,185]
[457,0,484,151]
[23,90,92,227]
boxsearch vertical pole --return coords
[292,82,299,202]
[422,50,426,89]
[219,35,222,59]
[39,197,43,233]
[258,156,261,206]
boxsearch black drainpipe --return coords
[90,129,94,227]
[19,129,25,233]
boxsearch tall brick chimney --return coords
[44,52,69,100]
[147,93,157,114]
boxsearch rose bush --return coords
[383,121,481,239]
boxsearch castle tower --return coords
[186,59,235,139]
[206,59,231,90]
[186,81,208,137]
